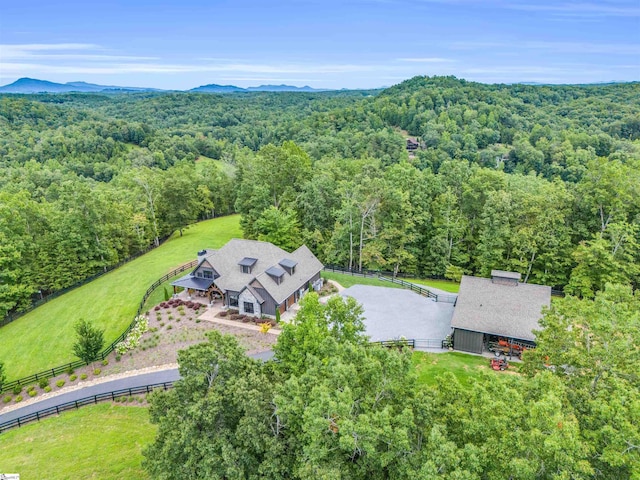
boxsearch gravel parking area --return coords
[341,285,454,342]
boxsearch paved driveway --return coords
[0,350,274,425]
[341,285,454,342]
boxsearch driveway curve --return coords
[0,350,274,425]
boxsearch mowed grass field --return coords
[322,271,459,293]
[412,351,490,386]
[0,403,156,479]
[0,215,241,381]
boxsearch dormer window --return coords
[266,266,286,285]
[238,257,257,274]
[278,258,298,275]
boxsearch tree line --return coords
[2,77,639,319]
[144,286,640,479]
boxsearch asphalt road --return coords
[0,350,274,425]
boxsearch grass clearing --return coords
[404,278,460,293]
[322,272,459,293]
[0,215,241,381]
[412,351,489,386]
[0,403,155,479]
[321,272,404,289]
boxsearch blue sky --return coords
[0,0,639,89]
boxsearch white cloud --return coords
[451,41,640,55]
[507,1,640,17]
[396,57,455,63]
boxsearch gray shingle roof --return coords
[451,275,551,341]
[200,239,323,304]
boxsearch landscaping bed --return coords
[0,298,277,411]
[216,309,278,328]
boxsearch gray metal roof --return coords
[279,258,298,269]
[171,274,215,291]
[238,257,258,267]
[200,239,323,304]
[491,270,522,280]
[265,266,286,278]
[451,275,551,341]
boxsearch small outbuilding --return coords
[450,270,551,354]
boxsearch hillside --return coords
[1,77,639,325]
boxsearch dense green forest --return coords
[144,287,640,479]
[1,77,639,318]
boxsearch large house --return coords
[450,270,551,354]
[171,239,324,318]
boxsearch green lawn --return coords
[322,271,404,289]
[404,278,460,293]
[0,215,242,381]
[412,351,489,386]
[322,272,459,293]
[0,403,156,479]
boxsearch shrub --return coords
[27,385,35,392]
[14,395,23,403]
[219,311,228,317]
[70,374,77,381]
[44,385,52,393]
[38,378,49,389]
[66,367,75,375]
[275,309,281,324]
[115,354,122,362]
[93,368,101,376]
[179,310,186,316]
[115,316,149,355]
[56,380,65,388]
[195,319,201,323]
[167,315,173,320]
[80,373,88,380]
[259,322,272,334]
[28,390,37,397]
[102,359,109,366]
[3,395,12,403]
[167,325,173,330]
[73,319,105,364]
[154,306,161,311]
[160,322,165,327]
[12,385,22,395]
[176,317,181,322]
[163,286,170,301]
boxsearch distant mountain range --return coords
[190,83,328,93]
[0,78,331,94]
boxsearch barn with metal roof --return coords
[450,270,551,354]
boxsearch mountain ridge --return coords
[0,78,332,94]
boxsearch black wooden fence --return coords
[0,261,197,394]
[323,265,457,303]
[1,235,171,329]
[0,382,174,433]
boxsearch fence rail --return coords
[375,338,448,350]
[0,235,172,329]
[323,265,457,303]
[0,260,197,394]
[0,382,174,434]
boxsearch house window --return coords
[203,270,213,279]
[229,295,239,307]
[244,302,254,314]
[241,265,250,274]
